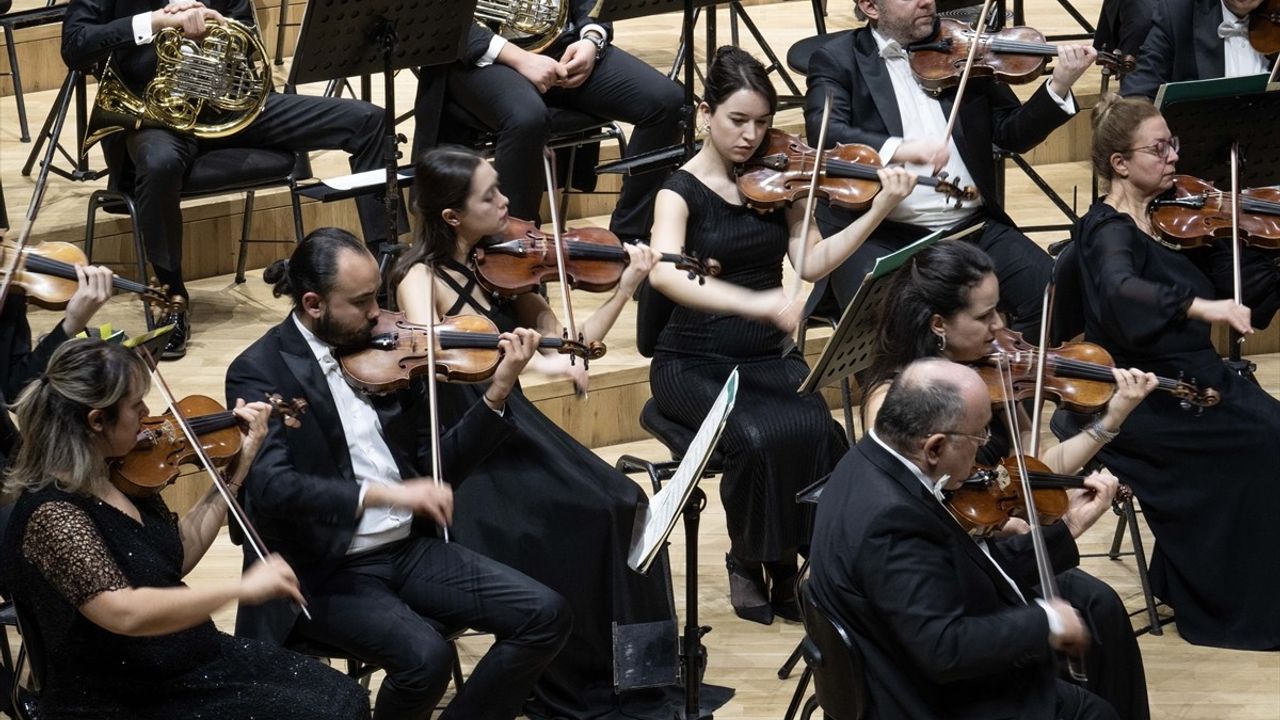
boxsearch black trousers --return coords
[1057,568,1150,720]
[1056,679,1121,720]
[123,91,388,279]
[812,213,1053,339]
[294,536,571,720]
[445,43,683,241]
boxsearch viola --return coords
[907,18,1136,97]
[973,327,1220,413]
[736,128,977,211]
[471,218,720,297]
[1148,175,1280,251]
[1,240,175,311]
[1250,0,1280,55]
[110,394,308,497]
[338,310,605,393]
[946,454,1133,538]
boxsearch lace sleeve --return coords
[21,501,130,607]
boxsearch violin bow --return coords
[423,262,450,542]
[996,355,1086,682]
[937,0,997,156]
[135,345,311,620]
[1229,142,1246,347]
[1028,280,1056,456]
[541,148,586,369]
[786,90,833,351]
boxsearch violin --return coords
[472,218,720,297]
[1148,175,1280,251]
[946,454,1133,538]
[338,310,605,393]
[907,18,1137,97]
[110,394,308,498]
[973,327,1220,413]
[736,128,978,211]
[1250,0,1280,55]
[1,241,174,311]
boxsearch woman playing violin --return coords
[0,339,369,720]
[645,46,915,626]
[390,147,687,719]
[862,239,1154,719]
[1072,94,1280,650]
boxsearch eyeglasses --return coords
[941,428,993,446]
[1127,136,1179,160]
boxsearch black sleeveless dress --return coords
[649,170,849,564]
[1071,202,1280,650]
[427,259,714,719]
[0,486,369,720]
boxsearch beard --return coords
[315,308,375,354]
[878,12,935,45]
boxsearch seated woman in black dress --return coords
[388,148,703,719]
[861,239,1156,720]
[645,46,916,625]
[1074,94,1280,650]
[0,339,369,720]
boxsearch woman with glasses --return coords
[861,238,1155,719]
[1071,94,1280,650]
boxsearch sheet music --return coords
[627,369,739,574]
[322,169,411,191]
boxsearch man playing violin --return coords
[809,358,1122,720]
[803,0,1096,338]
[1121,0,1280,330]
[225,228,571,720]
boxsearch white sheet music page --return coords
[627,368,739,574]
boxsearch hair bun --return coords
[263,258,292,298]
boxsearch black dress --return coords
[0,486,369,720]
[1072,202,1280,650]
[649,170,849,564]
[427,259,703,720]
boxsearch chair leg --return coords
[449,639,464,690]
[236,191,256,284]
[1123,497,1163,635]
[3,24,30,143]
[290,184,305,245]
[274,0,289,65]
[785,666,814,720]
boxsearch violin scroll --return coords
[264,393,309,429]
[675,253,722,284]
[1095,48,1137,78]
[933,173,980,207]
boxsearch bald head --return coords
[876,358,990,454]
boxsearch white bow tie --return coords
[881,40,908,61]
[1218,17,1248,39]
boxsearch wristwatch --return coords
[584,30,607,60]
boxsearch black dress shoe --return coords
[726,553,773,625]
[767,560,803,623]
[160,302,189,360]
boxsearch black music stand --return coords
[1156,76,1280,380]
[286,0,478,244]
[596,0,720,176]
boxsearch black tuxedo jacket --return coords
[1121,0,1277,98]
[808,437,1080,720]
[62,0,255,94]
[224,315,515,644]
[804,26,1073,234]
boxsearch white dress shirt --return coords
[1220,2,1271,77]
[476,23,609,67]
[870,29,1077,230]
[291,314,413,554]
[868,429,1064,636]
